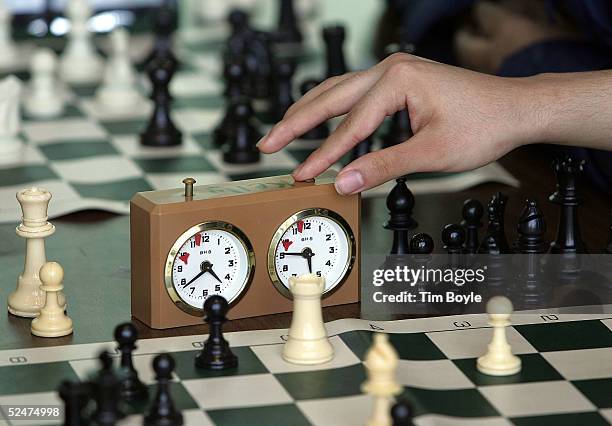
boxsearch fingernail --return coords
[256,134,268,148]
[292,163,305,178]
[335,170,365,195]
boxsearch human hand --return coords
[257,53,545,195]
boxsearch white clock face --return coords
[166,223,254,313]
[270,210,354,296]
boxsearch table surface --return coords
[0,144,610,349]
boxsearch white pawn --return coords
[362,333,402,426]
[0,0,18,69]
[60,0,103,84]
[0,76,24,164]
[24,48,65,118]
[95,27,144,111]
[477,296,522,376]
[282,274,333,365]
[31,262,73,337]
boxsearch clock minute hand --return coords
[184,270,205,287]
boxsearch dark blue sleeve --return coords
[560,0,612,47]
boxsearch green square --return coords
[511,412,609,426]
[275,364,365,400]
[0,165,58,186]
[192,132,214,150]
[172,347,268,380]
[71,178,152,201]
[228,169,294,181]
[572,378,612,408]
[207,404,310,426]
[134,156,215,174]
[400,387,499,417]
[0,362,79,395]
[39,141,117,161]
[70,85,98,97]
[122,382,199,416]
[515,320,612,352]
[101,120,147,135]
[340,330,446,361]
[453,354,563,386]
[174,95,224,110]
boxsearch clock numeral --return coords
[316,271,322,277]
[203,289,209,297]
[224,273,230,280]
[325,234,332,241]
[318,225,322,232]
[329,247,335,253]
[279,253,285,259]
[224,247,230,255]
[304,222,311,230]
[181,278,186,285]
[217,238,221,245]
[291,273,297,277]
[190,287,195,294]
[228,259,235,267]
[282,265,289,272]
[177,265,182,272]
[325,260,331,266]
[215,285,221,292]
[203,235,210,243]
[292,228,298,235]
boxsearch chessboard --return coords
[0,306,610,426]
[0,23,518,224]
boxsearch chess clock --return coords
[130,171,360,329]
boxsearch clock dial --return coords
[165,222,254,315]
[268,209,355,297]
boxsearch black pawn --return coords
[350,135,373,161]
[276,0,302,44]
[214,59,246,147]
[114,323,148,401]
[223,97,261,164]
[91,352,124,426]
[140,57,182,147]
[144,354,183,426]
[58,380,91,426]
[226,9,252,60]
[549,156,587,254]
[516,199,547,254]
[479,192,510,254]
[247,31,274,100]
[384,176,417,255]
[195,296,238,370]
[391,400,415,426]
[269,59,296,122]
[462,199,483,254]
[410,233,434,256]
[323,25,348,78]
[442,224,466,255]
[298,79,330,140]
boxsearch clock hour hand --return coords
[206,264,223,284]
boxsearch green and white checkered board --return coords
[0,308,611,426]
[0,30,518,224]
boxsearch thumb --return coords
[334,129,440,195]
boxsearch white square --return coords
[478,381,595,417]
[110,134,203,159]
[78,98,152,122]
[172,109,223,134]
[601,408,612,423]
[182,374,292,410]
[251,336,360,374]
[146,172,226,191]
[171,71,221,97]
[396,359,474,390]
[206,149,297,175]
[22,119,108,145]
[0,392,61,426]
[602,319,612,332]
[120,409,214,426]
[298,394,372,426]
[542,348,612,380]
[415,415,512,426]
[0,145,46,169]
[51,156,142,184]
[426,327,536,360]
[190,53,222,75]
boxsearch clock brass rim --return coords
[267,208,356,299]
[164,221,255,316]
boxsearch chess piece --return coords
[115,322,148,401]
[606,210,612,254]
[323,25,348,78]
[477,296,521,376]
[362,333,402,426]
[409,233,435,315]
[384,176,417,255]
[391,400,414,426]
[350,135,373,161]
[276,0,302,44]
[549,156,587,254]
[31,262,73,337]
[58,380,91,426]
[0,0,18,68]
[0,76,24,164]
[223,97,261,164]
[9,187,60,317]
[144,0,179,68]
[516,199,547,254]
[225,9,252,61]
[298,79,330,140]
[269,58,296,122]
[92,351,125,425]
[195,295,238,370]
[479,192,510,254]
[24,48,65,119]
[283,274,334,365]
[60,0,104,85]
[410,233,434,256]
[442,224,465,267]
[213,59,246,147]
[95,27,144,111]
[462,199,483,254]
[140,57,182,147]
[144,354,183,426]
[247,31,274,100]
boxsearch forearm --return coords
[524,70,612,150]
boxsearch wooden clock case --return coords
[130,171,360,329]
